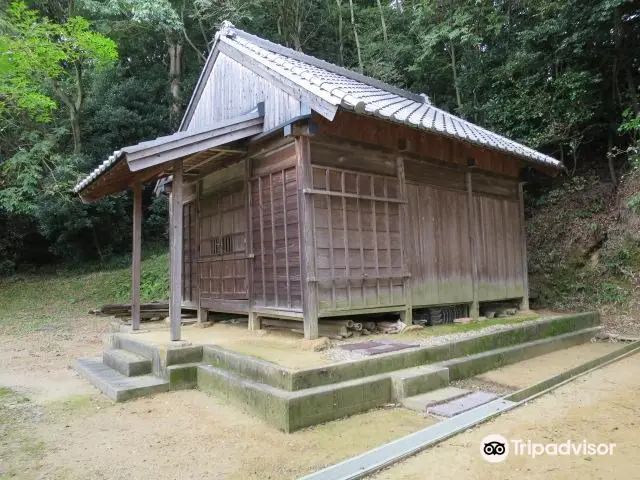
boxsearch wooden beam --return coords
[518,182,530,311]
[169,159,184,341]
[396,157,413,324]
[295,135,319,339]
[245,157,259,330]
[131,182,142,330]
[466,169,480,319]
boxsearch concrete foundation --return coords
[75,312,602,432]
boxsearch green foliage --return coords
[627,194,640,214]
[0,0,639,286]
[0,1,117,121]
[0,246,169,335]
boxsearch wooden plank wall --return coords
[473,194,525,301]
[198,187,248,304]
[406,183,473,306]
[250,143,302,310]
[311,135,526,312]
[311,143,407,314]
[187,53,302,131]
[314,111,522,178]
[181,201,198,305]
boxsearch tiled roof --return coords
[218,22,562,169]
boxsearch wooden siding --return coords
[198,188,248,304]
[250,143,302,310]
[182,200,198,305]
[406,182,473,306]
[309,162,406,314]
[187,53,302,132]
[315,111,522,178]
[473,194,525,301]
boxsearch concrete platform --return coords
[74,357,169,401]
[74,311,603,431]
[400,387,471,412]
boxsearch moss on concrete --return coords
[167,363,200,390]
[290,312,599,390]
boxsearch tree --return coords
[0,1,117,153]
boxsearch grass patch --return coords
[0,387,42,477]
[45,394,109,417]
[0,248,168,335]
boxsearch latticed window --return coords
[212,234,234,255]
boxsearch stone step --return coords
[197,364,393,433]
[390,365,450,400]
[74,357,169,402]
[103,348,151,377]
[400,386,471,412]
[427,391,500,418]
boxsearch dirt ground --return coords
[0,317,434,479]
[474,341,623,389]
[1,312,639,479]
[373,352,640,480]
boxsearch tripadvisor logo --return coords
[480,434,616,463]
[481,434,509,463]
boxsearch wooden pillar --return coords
[245,157,260,331]
[396,157,413,325]
[518,182,530,311]
[195,180,208,324]
[466,169,480,319]
[169,160,184,341]
[131,182,142,331]
[295,134,319,340]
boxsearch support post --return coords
[466,169,479,320]
[396,157,412,325]
[518,182,530,311]
[169,160,184,341]
[295,134,319,339]
[245,157,260,331]
[131,182,142,331]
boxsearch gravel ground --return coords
[324,317,547,363]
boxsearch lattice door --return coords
[198,188,248,300]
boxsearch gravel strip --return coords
[323,318,548,364]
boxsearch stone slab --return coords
[427,391,499,417]
[74,357,169,402]
[103,348,151,377]
[400,387,471,412]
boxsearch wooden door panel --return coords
[198,188,248,300]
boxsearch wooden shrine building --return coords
[74,22,563,340]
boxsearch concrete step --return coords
[427,391,500,418]
[103,348,151,377]
[390,365,449,400]
[400,386,471,412]
[74,357,169,401]
[197,364,393,433]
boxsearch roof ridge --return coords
[220,22,426,105]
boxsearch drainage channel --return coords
[300,340,640,480]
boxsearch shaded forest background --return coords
[0,0,639,316]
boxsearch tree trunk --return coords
[168,38,184,127]
[336,0,344,65]
[348,0,363,73]
[70,108,82,154]
[608,130,617,188]
[375,0,387,43]
[449,42,462,111]
[627,67,639,116]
